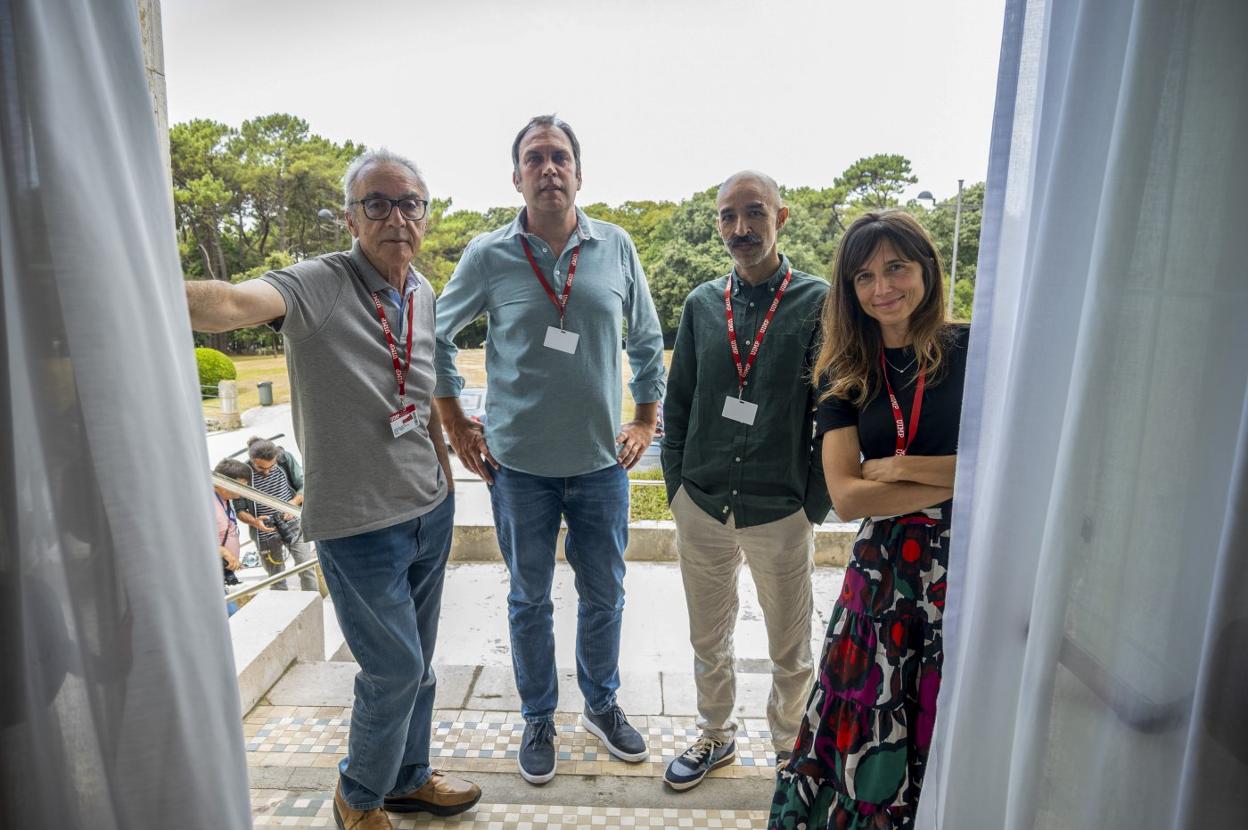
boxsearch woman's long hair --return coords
[814,210,952,407]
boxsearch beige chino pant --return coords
[670,486,815,753]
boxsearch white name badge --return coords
[722,396,758,425]
[544,326,580,354]
[389,403,417,438]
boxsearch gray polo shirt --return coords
[261,241,447,541]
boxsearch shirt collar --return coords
[349,240,418,296]
[503,206,604,243]
[731,254,791,294]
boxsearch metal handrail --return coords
[212,472,302,517]
[226,556,321,603]
[1058,635,1190,733]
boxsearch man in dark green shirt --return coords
[660,170,831,791]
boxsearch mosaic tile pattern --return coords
[251,791,767,828]
[246,706,782,780]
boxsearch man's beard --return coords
[726,234,768,269]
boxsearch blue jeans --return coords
[489,464,629,723]
[316,493,454,811]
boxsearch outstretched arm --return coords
[186,279,286,333]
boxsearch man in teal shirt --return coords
[661,171,831,791]
[434,115,666,786]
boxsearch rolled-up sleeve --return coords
[433,240,488,398]
[622,237,665,404]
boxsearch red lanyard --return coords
[880,352,926,456]
[368,291,415,404]
[724,267,792,396]
[520,236,579,328]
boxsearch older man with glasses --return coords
[185,148,480,829]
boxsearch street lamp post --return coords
[917,180,965,310]
[317,208,347,251]
[949,178,964,310]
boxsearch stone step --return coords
[264,660,793,722]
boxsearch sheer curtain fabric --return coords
[920,0,1248,827]
[1,1,251,827]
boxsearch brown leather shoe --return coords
[383,769,482,817]
[333,786,392,829]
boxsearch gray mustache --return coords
[729,234,762,248]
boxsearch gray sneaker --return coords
[663,736,737,791]
[581,704,648,762]
[517,720,557,785]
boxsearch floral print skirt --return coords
[769,509,950,830]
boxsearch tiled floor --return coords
[251,790,765,828]
[245,705,781,781]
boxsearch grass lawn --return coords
[629,469,672,521]
[201,354,290,418]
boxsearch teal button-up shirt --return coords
[434,207,666,477]
[661,256,831,527]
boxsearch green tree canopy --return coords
[173,116,985,348]
[835,153,919,208]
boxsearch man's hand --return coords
[219,546,242,571]
[616,420,657,470]
[281,512,296,522]
[447,415,499,484]
[253,516,275,532]
[861,456,903,483]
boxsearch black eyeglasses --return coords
[350,196,429,221]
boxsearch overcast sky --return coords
[162,0,1006,212]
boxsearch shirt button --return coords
[722,506,729,514]
[734,457,741,462]
[749,302,755,307]
[732,489,738,495]
[555,270,561,275]
[745,339,752,345]
[543,247,549,253]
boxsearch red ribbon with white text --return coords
[724,267,792,396]
[520,237,579,328]
[368,291,415,405]
[880,352,926,456]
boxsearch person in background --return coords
[769,210,970,830]
[233,437,317,592]
[212,458,251,616]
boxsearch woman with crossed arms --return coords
[770,210,970,830]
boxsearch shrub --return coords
[196,347,237,398]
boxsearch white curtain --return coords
[920,0,1248,827]
[0,1,251,827]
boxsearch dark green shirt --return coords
[661,256,832,527]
